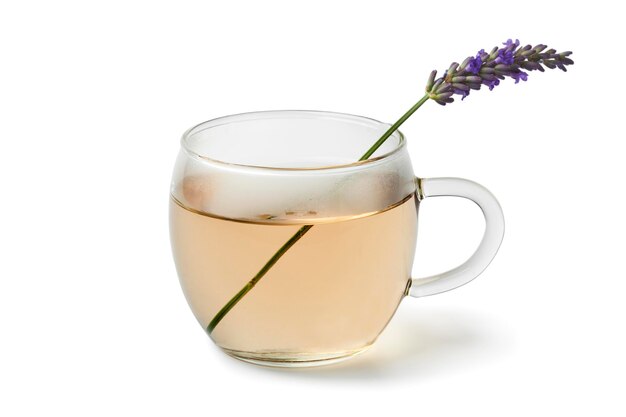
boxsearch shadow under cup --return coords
[169,111,419,366]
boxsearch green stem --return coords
[206,94,431,334]
[359,94,430,161]
[207,225,313,334]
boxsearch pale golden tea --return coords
[170,191,418,364]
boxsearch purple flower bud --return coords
[466,51,483,74]
[459,56,473,71]
[484,78,500,90]
[511,71,528,83]
[479,73,498,81]
[495,48,515,65]
[435,96,454,106]
[453,88,470,100]
[426,70,437,92]
[431,78,444,91]
[436,92,454,100]
[503,39,520,49]
[437,83,452,94]
[521,61,544,71]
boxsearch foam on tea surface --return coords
[172,111,416,223]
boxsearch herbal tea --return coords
[169,189,418,364]
[171,110,506,366]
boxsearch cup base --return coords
[221,345,371,368]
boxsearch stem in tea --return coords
[207,225,313,333]
[206,94,430,334]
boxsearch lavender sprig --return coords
[426,39,574,105]
[206,39,574,335]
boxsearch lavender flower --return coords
[426,40,574,105]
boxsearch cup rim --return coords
[181,110,406,171]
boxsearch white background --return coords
[1,1,624,415]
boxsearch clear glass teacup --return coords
[170,110,504,367]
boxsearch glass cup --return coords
[169,110,504,367]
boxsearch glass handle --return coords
[409,177,505,298]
